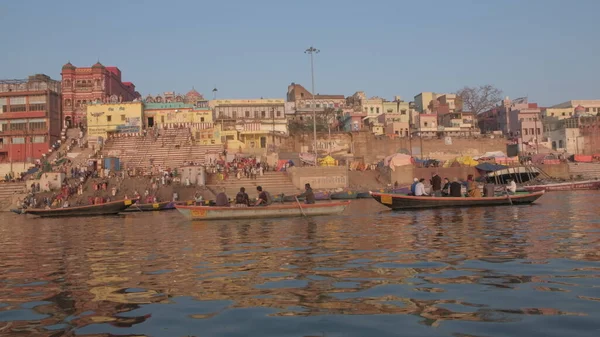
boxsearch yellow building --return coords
[209,98,288,154]
[87,101,143,140]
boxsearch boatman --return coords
[430,172,442,197]
[506,179,517,194]
[297,183,316,204]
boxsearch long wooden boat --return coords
[176,201,350,221]
[523,180,600,192]
[122,201,176,212]
[356,192,370,199]
[370,191,545,210]
[330,191,358,200]
[24,199,133,218]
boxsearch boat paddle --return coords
[504,186,513,205]
[294,196,307,217]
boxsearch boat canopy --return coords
[475,162,508,173]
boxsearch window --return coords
[536,128,540,135]
[10,122,26,131]
[523,129,528,135]
[107,115,112,122]
[401,110,407,115]
[200,117,205,122]
[276,111,281,117]
[376,108,380,114]
[32,136,45,143]
[232,111,237,119]
[387,109,393,113]
[316,104,321,108]
[245,111,250,117]
[121,115,126,121]
[9,105,27,112]
[254,111,259,118]
[300,93,304,98]
[12,137,25,144]
[29,103,46,111]
[261,111,266,118]
[75,100,81,108]
[586,108,590,112]
[29,120,46,130]
[562,112,565,116]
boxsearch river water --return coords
[0,191,599,337]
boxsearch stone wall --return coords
[287,166,348,190]
[280,132,509,163]
[538,163,570,180]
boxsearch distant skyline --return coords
[1,0,599,106]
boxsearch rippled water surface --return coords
[1,191,599,337]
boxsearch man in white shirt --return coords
[415,178,428,196]
[507,179,517,194]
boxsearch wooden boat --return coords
[330,191,358,200]
[356,192,371,199]
[314,191,331,200]
[123,201,176,212]
[271,194,305,203]
[176,201,350,221]
[523,180,600,192]
[370,191,545,210]
[24,199,133,218]
[10,209,24,215]
[484,166,540,184]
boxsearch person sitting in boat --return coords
[215,190,230,207]
[450,177,463,197]
[235,187,250,207]
[255,186,272,206]
[506,179,517,194]
[442,178,451,196]
[415,178,428,196]
[409,178,419,196]
[62,200,70,208]
[297,183,316,204]
[466,175,482,198]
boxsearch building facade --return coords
[545,100,600,120]
[210,99,288,152]
[61,62,140,128]
[286,83,345,115]
[87,101,144,140]
[0,74,62,163]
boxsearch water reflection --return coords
[0,191,598,337]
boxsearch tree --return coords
[456,84,503,115]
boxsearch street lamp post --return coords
[305,46,319,162]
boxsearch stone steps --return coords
[207,172,300,197]
[0,182,27,201]
[568,163,600,179]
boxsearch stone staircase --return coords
[101,128,223,169]
[568,162,600,179]
[0,182,27,210]
[207,171,301,198]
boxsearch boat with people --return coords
[175,201,350,221]
[122,200,176,212]
[22,199,133,218]
[523,180,600,192]
[370,191,545,210]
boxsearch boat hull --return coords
[24,200,133,218]
[123,201,175,212]
[356,192,371,199]
[524,180,600,192]
[330,191,358,200]
[370,191,545,210]
[176,201,350,220]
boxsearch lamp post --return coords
[534,116,539,154]
[305,46,319,161]
[271,106,275,151]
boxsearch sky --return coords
[1,0,598,106]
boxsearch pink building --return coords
[509,106,542,143]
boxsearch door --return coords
[148,117,154,127]
[260,137,266,148]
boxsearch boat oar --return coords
[504,186,513,205]
[294,196,306,217]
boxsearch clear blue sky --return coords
[1,0,598,106]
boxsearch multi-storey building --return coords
[61,62,140,128]
[545,100,600,120]
[210,98,288,152]
[0,74,62,163]
[286,83,345,119]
